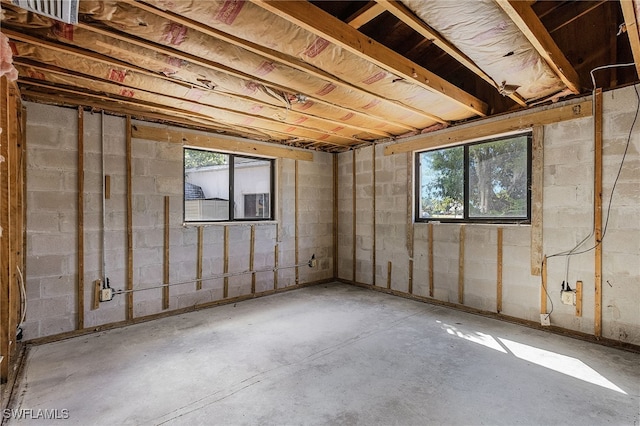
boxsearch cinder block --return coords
[26,254,68,277]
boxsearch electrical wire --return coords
[17,265,26,326]
[542,63,638,318]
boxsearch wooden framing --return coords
[497,228,503,313]
[132,125,313,162]
[352,150,357,283]
[372,146,376,287]
[197,227,204,291]
[576,281,583,317]
[385,100,591,155]
[333,155,338,279]
[530,125,544,275]
[77,107,85,330]
[223,226,230,298]
[295,160,300,285]
[255,0,488,118]
[163,196,170,310]
[621,0,640,78]
[250,225,256,294]
[541,256,548,314]
[458,225,465,305]
[428,223,434,297]
[346,2,386,28]
[495,0,580,94]
[387,261,392,290]
[376,0,526,107]
[594,88,603,337]
[126,116,134,321]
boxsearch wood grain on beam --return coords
[496,0,581,94]
[255,0,488,117]
[376,0,527,107]
[132,125,313,161]
[385,100,591,155]
[346,2,385,28]
[621,0,640,78]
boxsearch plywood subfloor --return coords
[7,283,640,425]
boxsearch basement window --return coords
[184,148,274,222]
[415,132,531,223]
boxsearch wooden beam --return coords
[163,196,170,310]
[196,226,204,291]
[541,256,548,314]
[428,223,434,297]
[594,88,603,338]
[575,281,583,317]
[224,226,229,298]
[0,77,11,382]
[295,160,300,285]
[333,155,338,280]
[352,150,357,283]
[406,152,414,294]
[458,225,465,305]
[104,175,111,200]
[376,0,527,107]
[273,244,279,291]
[531,125,544,275]
[346,2,385,28]
[496,0,581,94]
[387,261,392,289]
[131,125,313,162]
[497,227,503,313]
[255,0,488,117]
[621,0,640,78]
[77,107,85,330]
[385,100,592,155]
[250,225,256,294]
[126,117,134,320]
[92,280,101,311]
[118,3,428,131]
[372,146,376,287]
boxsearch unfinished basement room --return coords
[0,0,639,424]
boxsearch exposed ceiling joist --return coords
[375,0,527,107]
[496,0,581,94]
[254,0,489,117]
[621,0,640,79]
[346,2,386,29]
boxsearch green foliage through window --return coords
[417,133,531,222]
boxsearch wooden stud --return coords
[387,261,392,290]
[77,107,85,330]
[333,155,338,279]
[497,228,504,313]
[352,150,357,283]
[126,116,133,321]
[104,175,111,199]
[385,100,592,156]
[250,225,256,294]
[428,223,434,298]
[458,225,465,305]
[163,196,170,310]
[594,88,603,337]
[92,280,101,310]
[407,152,414,294]
[224,226,229,298]
[196,226,204,290]
[621,0,640,78]
[273,244,279,290]
[576,281,583,317]
[531,125,544,275]
[372,146,376,287]
[408,259,414,295]
[541,256,548,314]
[295,160,300,285]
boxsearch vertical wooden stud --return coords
[497,227,503,313]
[125,116,133,320]
[428,223,434,297]
[458,225,465,304]
[163,196,170,310]
[224,225,229,298]
[250,225,256,294]
[531,125,544,275]
[295,160,299,285]
[77,107,84,329]
[407,152,414,294]
[196,226,203,290]
[575,281,583,317]
[408,259,414,295]
[387,261,392,289]
[333,154,338,280]
[273,244,279,290]
[352,149,356,283]
[372,146,376,287]
[104,175,111,200]
[594,88,603,337]
[541,256,548,314]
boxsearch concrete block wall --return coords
[339,86,640,346]
[24,103,334,340]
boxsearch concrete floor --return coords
[6,283,640,425]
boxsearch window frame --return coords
[183,147,275,223]
[415,132,532,224]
